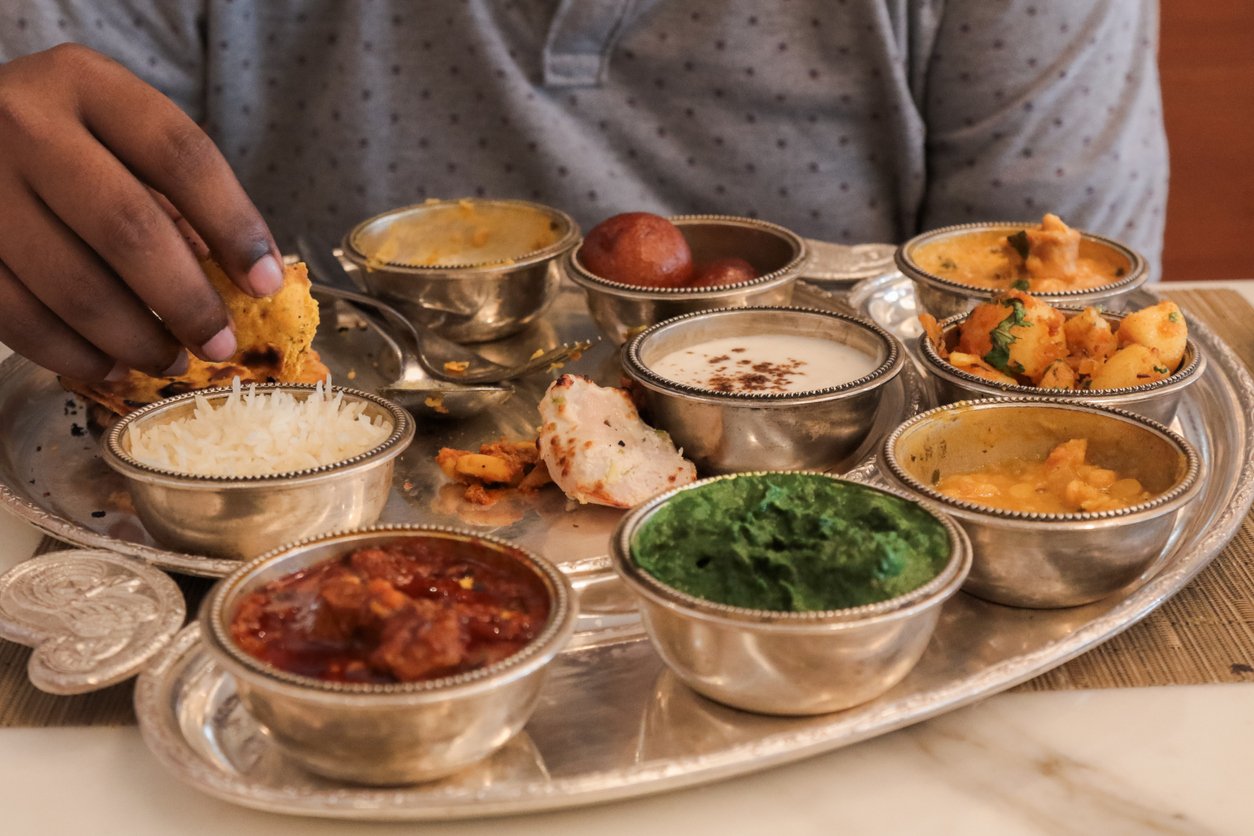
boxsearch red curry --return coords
[229,537,550,684]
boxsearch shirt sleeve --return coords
[0,2,206,122]
[918,1,1168,277]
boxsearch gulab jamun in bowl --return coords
[200,525,576,785]
[565,213,808,344]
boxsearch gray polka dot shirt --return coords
[1,0,1168,274]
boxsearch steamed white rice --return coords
[127,377,392,477]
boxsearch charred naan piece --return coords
[61,259,325,417]
[201,258,319,381]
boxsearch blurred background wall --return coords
[1160,1,1254,280]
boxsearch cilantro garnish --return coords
[1006,230,1030,261]
[1168,311,1181,323]
[1011,278,1031,291]
[983,298,1031,374]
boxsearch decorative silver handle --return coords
[0,550,186,694]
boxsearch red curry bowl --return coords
[199,525,576,785]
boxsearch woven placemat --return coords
[2,288,1252,726]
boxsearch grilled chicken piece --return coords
[538,374,696,508]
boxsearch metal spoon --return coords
[299,238,590,383]
[308,283,514,420]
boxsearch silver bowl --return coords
[881,399,1203,608]
[565,214,807,344]
[622,306,904,474]
[341,199,581,343]
[101,384,414,560]
[200,525,576,785]
[896,221,1148,320]
[610,472,971,715]
[919,307,1206,425]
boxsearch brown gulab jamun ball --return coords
[579,212,694,287]
[688,257,758,288]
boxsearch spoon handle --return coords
[297,239,517,382]
[296,235,368,294]
[308,283,429,383]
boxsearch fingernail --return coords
[199,327,236,362]
[246,254,284,297]
[162,349,190,377]
[105,361,130,382]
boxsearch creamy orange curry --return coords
[912,214,1129,292]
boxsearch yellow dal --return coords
[359,201,560,268]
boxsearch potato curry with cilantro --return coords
[920,292,1188,391]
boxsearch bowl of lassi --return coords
[621,306,904,474]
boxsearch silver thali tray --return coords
[4,273,1254,819]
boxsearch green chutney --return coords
[632,473,951,612]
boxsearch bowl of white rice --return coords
[102,379,414,559]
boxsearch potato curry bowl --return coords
[881,399,1202,609]
[919,292,1205,425]
[200,526,576,785]
[896,214,1148,320]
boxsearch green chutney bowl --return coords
[609,471,971,716]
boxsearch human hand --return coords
[0,43,282,381]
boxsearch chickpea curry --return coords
[934,438,1151,514]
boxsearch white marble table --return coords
[2,280,1251,835]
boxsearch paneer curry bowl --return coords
[881,399,1202,608]
[896,214,1148,320]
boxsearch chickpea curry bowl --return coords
[896,214,1148,320]
[918,293,1205,425]
[200,526,576,785]
[881,399,1202,609]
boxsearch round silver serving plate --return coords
[117,277,1252,821]
[0,262,1251,819]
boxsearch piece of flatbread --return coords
[60,259,325,417]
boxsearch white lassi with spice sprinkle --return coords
[648,334,879,394]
